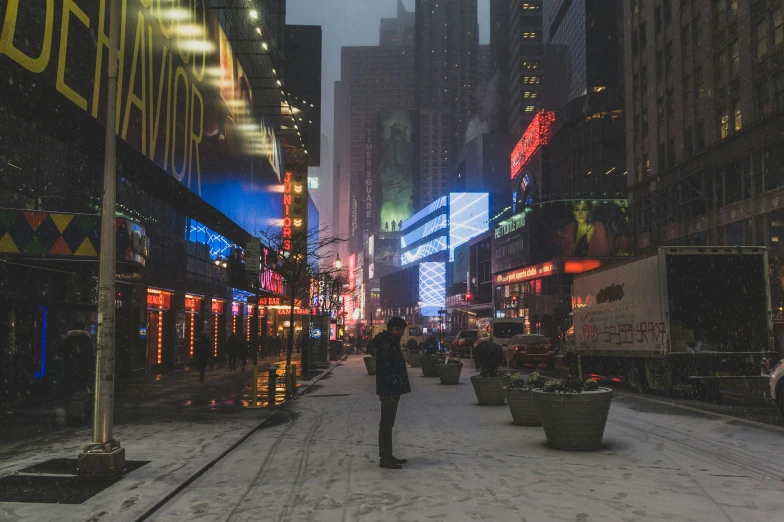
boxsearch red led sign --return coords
[147,288,172,310]
[211,299,225,314]
[185,294,202,312]
[510,111,555,179]
[563,259,604,274]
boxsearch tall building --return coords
[539,0,626,200]
[415,0,480,204]
[381,0,416,46]
[490,1,545,138]
[622,0,784,327]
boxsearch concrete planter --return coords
[436,363,463,384]
[470,376,508,406]
[403,352,421,368]
[363,356,376,375]
[420,356,441,377]
[534,388,613,451]
[504,387,541,426]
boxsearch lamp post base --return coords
[78,440,126,479]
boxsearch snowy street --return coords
[148,356,784,522]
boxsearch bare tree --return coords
[258,225,344,372]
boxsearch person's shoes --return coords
[379,458,401,469]
[391,456,407,464]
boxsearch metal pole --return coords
[78,0,125,478]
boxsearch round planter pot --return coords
[470,375,508,405]
[437,363,463,384]
[534,388,613,451]
[363,356,376,375]
[420,356,440,377]
[504,387,541,426]
[405,353,421,368]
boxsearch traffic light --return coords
[465,292,472,302]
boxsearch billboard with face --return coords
[529,200,630,261]
[377,110,418,229]
[0,0,283,234]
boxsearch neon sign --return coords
[282,171,307,253]
[510,111,555,179]
[147,288,172,310]
[495,261,556,285]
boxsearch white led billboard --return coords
[401,236,447,265]
[449,193,489,260]
[419,262,445,317]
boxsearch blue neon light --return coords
[402,196,448,231]
[401,214,447,249]
[185,218,237,260]
[231,289,254,303]
[35,305,47,378]
[419,262,446,317]
[401,236,447,265]
[449,193,489,261]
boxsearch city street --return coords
[143,357,784,521]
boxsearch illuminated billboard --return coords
[378,111,419,227]
[0,1,283,235]
[402,196,448,230]
[402,237,447,266]
[419,262,446,317]
[529,200,630,260]
[510,112,555,179]
[452,242,469,284]
[401,214,447,249]
[449,193,489,260]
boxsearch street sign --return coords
[245,237,261,275]
[311,328,322,339]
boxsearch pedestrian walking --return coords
[239,338,249,371]
[195,331,210,381]
[226,333,240,370]
[373,316,411,469]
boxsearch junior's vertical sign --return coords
[282,171,308,256]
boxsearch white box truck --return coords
[570,247,777,396]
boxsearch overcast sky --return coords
[286,0,491,158]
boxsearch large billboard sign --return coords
[510,111,555,179]
[419,262,446,317]
[378,110,418,228]
[449,192,489,260]
[364,120,375,232]
[0,0,282,234]
[529,200,630,261]
[282,171,308,254]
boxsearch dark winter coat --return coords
[226,334,240,357]
[195,333,210,366]
[374,330,411,396]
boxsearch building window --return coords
[681,24,692,59]
[656,50,664,80]
[730,40,739,77]
[716,49,729,86]
[756,21,769,58]
[657,96,665,129]
[757,82,772,117]
[685,126,694,157]
[719,107,730,139]
[659,142,667,169]
[774,9,784,47]
[634,114,640,144]
[635,157,643,182]
[668,136,676,166]
[632,29,639,56]
[643,152,651,175]
[775,70,784,109]
[733,102,742,132]
[641,109,649,138]
[640,22,647,50]
[695,67,705,99]
[665,41,673,71]
[667,88,674,114]
[696,119,705,151]
[683,74,693,107]
[694,16,702,47]
[664,0,672,25]
[633,72,640,99]
[641,66,648,93]
[655,5,663,35]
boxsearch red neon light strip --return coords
[510,111,555,179]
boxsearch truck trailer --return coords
[570,247,777,396]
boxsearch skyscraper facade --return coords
[415,0,480,204]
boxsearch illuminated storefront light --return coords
[510,111,555,179]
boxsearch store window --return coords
[719,106,730,139]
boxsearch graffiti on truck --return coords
[579,317,666,351]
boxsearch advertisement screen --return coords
[374,236,401,280]
[378,111,418,228]
[449,193,489,260]
[419,262,445,317]
[452,243,469,284]
[401,214,447,249]
[528,200,630,262]
[0,1,283,234]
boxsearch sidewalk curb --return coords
[132,356,347,522]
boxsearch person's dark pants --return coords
[379,395,400,458]
[229,354,237,370]
[240,356,247,371]
[198,363,207,381]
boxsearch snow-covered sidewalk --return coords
[153,355,784,522]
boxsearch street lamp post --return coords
[78,0,125,478]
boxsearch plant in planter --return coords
[401,338,421,367]
[504,372,547,426]
[419,347,444,377]
[469,340,508,405]
[534,376,612,451]
[436,358,464,384]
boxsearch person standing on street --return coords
[195,331,210,381]
[239,337,249,371]
[226,333,240,370]
[373,316,411,469]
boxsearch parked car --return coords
[770,358,784,419]
[481,318,528,347]
[451,330,478,357]
[507,334,555,370]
